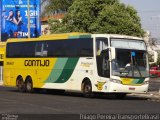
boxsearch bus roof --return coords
[40,32,90,38]
[6,32,91,43]
[6,33,144,43]
[92,34,143,41]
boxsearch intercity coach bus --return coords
[3,33,149,98]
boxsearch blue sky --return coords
[121,0,160,38]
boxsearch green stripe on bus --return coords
[135,78,145,84]
[132,78,145,84]
[132,79,140,84]
[46,58,68,83]
[69,35,91,39]
[54,58,79,83]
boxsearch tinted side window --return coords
[78,38,93,57]
[6,42,35,58]
[35,42,48,57]
[47,38,93,57]
[47,40,63,57]
[96,37,108,56]
[6,38,93,58]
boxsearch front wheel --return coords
[83,82,94,98]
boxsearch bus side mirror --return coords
[148,50,158,65]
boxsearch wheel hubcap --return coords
[85,85,91,93]
[27,82,32,91]
[18,81,23,89]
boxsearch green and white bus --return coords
[4,33,149,97]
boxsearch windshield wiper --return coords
[134,66,142,77]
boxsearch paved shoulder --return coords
[128,91,160,101]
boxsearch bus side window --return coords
[35,42,48,57]
[42,42,48,56]
[96,38,108,55]
[35,42,42,56]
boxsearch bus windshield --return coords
[112,49,149,78]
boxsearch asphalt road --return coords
[0,87,160,113]
[149,78,160,91]
[0,79,160,120]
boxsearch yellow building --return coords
[0,42,5,84]
[0,42,6,64]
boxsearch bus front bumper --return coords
[94,82,149,94]
[108,82,149,93]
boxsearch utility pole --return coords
[28,0,30,38]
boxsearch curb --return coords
[129,92,160,100]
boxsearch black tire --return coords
[16,77,25,92]
[115,93,127,99]
[25,77,33,93]
[83,81,94,98]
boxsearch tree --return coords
[148,54,154,63]
[48,19,69,33]
[157,51,160,66]
[49,0,145,37]
[41,0,75,16]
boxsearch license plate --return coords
[129,87,135,90]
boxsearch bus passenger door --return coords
[96,50,110,78]
[95,37,110,91]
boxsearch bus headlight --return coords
[110,79,122,84]
[143,81,149,85]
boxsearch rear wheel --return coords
[25,77,33,93]
[16,77,25,92]
[83,81,94,98]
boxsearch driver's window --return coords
[96,38,108,56]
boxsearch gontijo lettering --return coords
[24,60,50,66]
